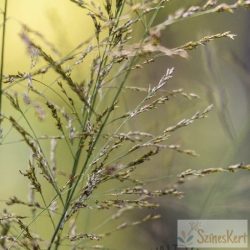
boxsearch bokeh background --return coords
[0,0,250,249]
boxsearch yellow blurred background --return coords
[0,1,250,249]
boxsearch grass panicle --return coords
[0,0,249,249]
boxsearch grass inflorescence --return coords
[0,0,250,249]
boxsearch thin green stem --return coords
[0,0,8,120]
[64,0,126,207]
[48,4,128,250]
[40,192,56,230]
[48,1,164,248]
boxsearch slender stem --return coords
[40,192,56,230]
[0,0,8,120]
[48,3,127,249]
[48,0,163,248]
[64,0,126,211]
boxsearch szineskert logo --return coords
[177,220,248,248]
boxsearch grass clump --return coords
[0,0,250,249]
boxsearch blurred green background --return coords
[0,0,250,249]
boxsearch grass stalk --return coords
[0,0,8,122]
